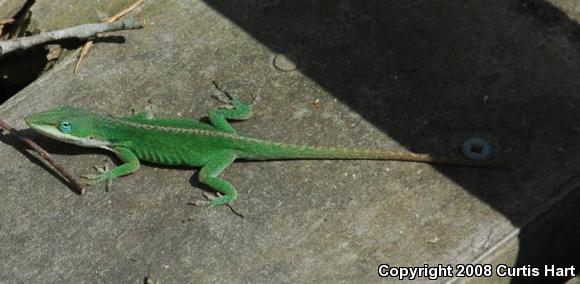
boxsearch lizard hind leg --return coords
[208,81,254,133]
[195,151,238,206]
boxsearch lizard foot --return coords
[210,81,258,109]
[191,200,211,206]
[188,191,217,207]
[81,171,105,185]
[81,164,113,190]
[189,191,245,218]
[211,81,236,108]
[211,94,235,109]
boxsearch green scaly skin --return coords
[24,96,491,206]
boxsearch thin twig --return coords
[0,19,144,56]
[74,0,144,73]
[107,0,144,22]
[0,119,85,194]
[74,41,94,73]
[0,19,15,25]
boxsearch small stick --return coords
[74,0,144,73]
[107,0,144,22]
[0,19,15,25]
[0,119,85,194]
[0,19,145,56]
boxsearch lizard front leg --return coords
[195,151,238,206]
[82,146,140,185]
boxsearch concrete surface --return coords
[0,0,27,20]
[1,0,580,283]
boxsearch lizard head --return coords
[25,106,111,148]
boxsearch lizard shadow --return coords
[3,127,246,202]
[3,128,211,200]
[0,128,103,193]
[202,0,580,281]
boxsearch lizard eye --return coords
[58,121,72,133]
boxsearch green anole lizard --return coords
[25,93,493,206]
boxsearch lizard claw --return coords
[81,174,105,186]
[191,200,211,207]
[211,91,237,110]
[81,176,101,186]
[98,164,113,191]
[211,80,241,109]
[81,174,100,180]
[189,191,220,207]
[188,191,245,217]
[81,163,113,190]
[250,93,261,106]
[94,165,107,174]
[210,93,235,107]
[202,191,220,200]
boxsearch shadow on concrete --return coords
[0,35,126,104]
[0,128,114,192]
[202,0,580,281]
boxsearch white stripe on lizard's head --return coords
[25,106,112,148]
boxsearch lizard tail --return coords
[239,141,494,167]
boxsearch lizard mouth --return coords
[27,123,109,148]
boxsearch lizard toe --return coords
[191,200,211,207]
[81,174,100,180]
